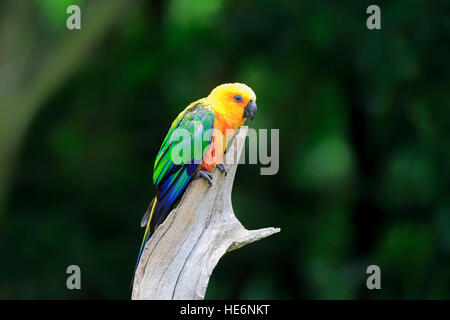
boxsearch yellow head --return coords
[206,83,258,130]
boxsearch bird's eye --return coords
[234,95,243,103]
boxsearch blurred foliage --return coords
[0,0,449,299]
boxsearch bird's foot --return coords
[194,170,213,187]
[216,163,228,176]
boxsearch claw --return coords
[216,163,227,176]
[194,170,213,187]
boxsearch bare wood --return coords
[132,126,280,300]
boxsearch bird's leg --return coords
[216,163,228,176]
[193,170,213,187]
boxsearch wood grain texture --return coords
[132,126,280,300]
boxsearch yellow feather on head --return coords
[206,83,257,132]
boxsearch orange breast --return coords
[200,114,244,171]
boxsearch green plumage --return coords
[153,103,215,186]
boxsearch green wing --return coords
[147,103,215,231]
[153,103,215,187]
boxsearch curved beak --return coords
[243,100,257,120]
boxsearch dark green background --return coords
[0,0,449,299]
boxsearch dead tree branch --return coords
[132,126,280,300]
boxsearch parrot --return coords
[132,83,257,279]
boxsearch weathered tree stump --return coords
[132,126,280,300]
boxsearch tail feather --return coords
[131,168,193,288]
[131,198,158,288]
[140,198,156,228]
